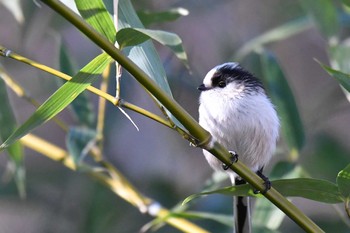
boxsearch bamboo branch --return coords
[0,64,68,132]
[96,62,111,153]
[20,133,209,233]
[0,45,173,129]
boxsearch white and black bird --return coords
[198,62,279,233]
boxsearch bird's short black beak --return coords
[198,84,208,91]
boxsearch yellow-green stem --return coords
[0,64,69,131]
[1,48,117,105]
[96,62,111,153]
[119,99,172,128]
[20,133,209,233]
[0,46,173,131]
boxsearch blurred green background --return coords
[0,0,350,232]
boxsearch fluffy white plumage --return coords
[198,62,279,181]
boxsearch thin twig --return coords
[113,0,121,98]
[0,64,68,132]
[96,62,111,154]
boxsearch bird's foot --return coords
[222,151,238,170]
[253,169,271,194]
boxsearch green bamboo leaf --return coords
[269,161,309,181]
[235,17,312,60]
[116,27,189,69]
[118,0,174,95]
[172,211,232,227]
[184,178,343,205]
[260,51,305,154]
[337,164,350,199]
[317,61,350,92]
[253,162,307,230]
[329,40,350,101]
[253,198,283,231]
[75,0,116,42]
[269,161,299,180]
[66,127,96,166]
[329,43,350,74]
[337,164,350,217]
[137,7,189,27]
[118,0,184,129]
[116,28,149,48]
[327,44,350,102]
[59,45,95,127]
[299,0,339,39]
[0,73,25,198]
[142,210,232,232]
[0,53,111,150]
[183,184,253,205]
[0,74,22,163]
[273,178,342,203]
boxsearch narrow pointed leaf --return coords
[318,61,350,92]
[183,184,253,205]
[324,45,350,102]
[235,17,312,60]
[184,178,342,205]
[299,0,339,38]
[66,127,96,166]
[141,209,232,232]
[0,75,23,162]
[337,164,350,199]
[116,28,189,69]
[329,43,350,74]
[118,0,174,95]
[137,7,189,27]
[253,163,307,230]
[253,198,284,231]
[0,75,25,198]
[273,178,342,203]
[172,211,232,227]
[269,161,299,180]
[116,28,149,48]
[75,0,116,42]
[260,51,305,153]
[118,0,184,129]
[0,53,111,150]
[59,45,95,127]
[337,164,350,217]
[268,162,309,183]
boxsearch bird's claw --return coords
[253,169,271,194]
[222,151,238,170]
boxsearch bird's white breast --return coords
[199,86,279,177]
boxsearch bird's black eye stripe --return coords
[211,73,226,88]
[216,64,264,90]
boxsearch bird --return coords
[198,62,279,233]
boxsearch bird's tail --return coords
[233,177,252,233]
